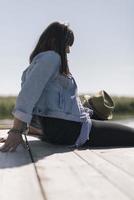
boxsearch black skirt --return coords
[38,116,82,145]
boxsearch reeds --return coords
[0,95,134,120]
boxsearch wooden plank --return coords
[91,147,134,177]
[28,136,130,200]
[75,148,134,200]
[91,118,134,177]
[0,129,44,200]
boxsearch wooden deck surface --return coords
[0,128,134,200]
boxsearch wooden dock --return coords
[0,129,134,200]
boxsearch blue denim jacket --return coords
[12,50,93,147]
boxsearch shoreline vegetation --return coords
[0,95,134,122]
[79,94,134,120]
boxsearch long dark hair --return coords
[29,21,74,75]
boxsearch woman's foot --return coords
[28,126,43,137]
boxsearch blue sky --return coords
[0,0,134,96]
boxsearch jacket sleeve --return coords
[12,51,61,124]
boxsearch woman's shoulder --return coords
[33,50,61,63]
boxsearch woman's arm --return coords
[12,51,60,124]
[0,117,27,152]
[0,51,60,153]
[13,117,27,130]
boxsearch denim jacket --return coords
[12,50,93,147]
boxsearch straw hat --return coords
[83,90,115,120]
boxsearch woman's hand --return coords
[0,131,26,152]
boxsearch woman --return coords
[0,21,134,152]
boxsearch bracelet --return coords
[7,127,29,135]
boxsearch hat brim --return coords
[93,107,113,120]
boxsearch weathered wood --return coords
[0,129,44,200]
[28,136,130,200]
[1,128,134,200]
[91,147,134,177]
[75,148,134,200]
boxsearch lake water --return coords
[0,118,134,128]
[112,119,134,128]
[0,118,134,129]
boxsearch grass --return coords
[0,95,134,120]
[79,94,134,120]
[0,96,16,119]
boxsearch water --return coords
[113,118,134,128]
[0,118,134,129]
